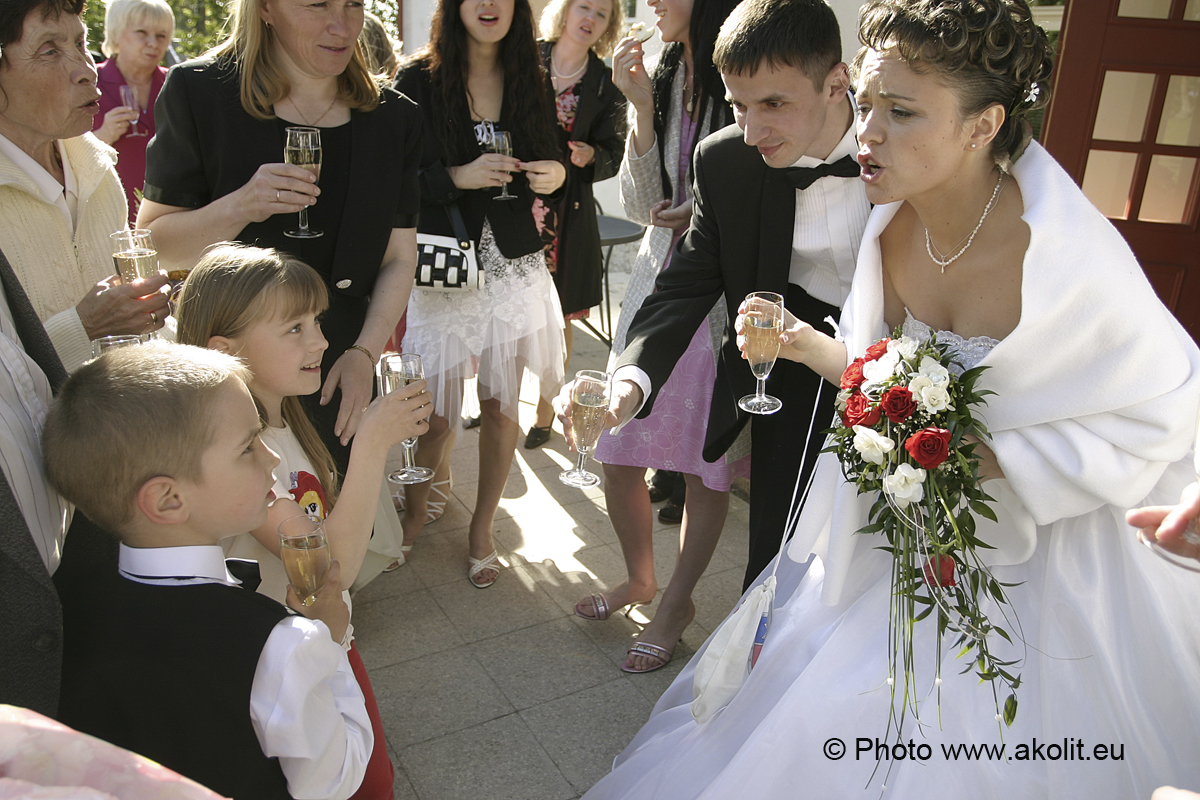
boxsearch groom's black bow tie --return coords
[225,558,262,592]
[783,155,861,190]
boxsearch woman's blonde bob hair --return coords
[538,0,621,59]
[101,0,175,58]
[210,0,381,121]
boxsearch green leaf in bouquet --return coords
[1003,694,1018,727]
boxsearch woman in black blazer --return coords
[394,0,566,588]
[139,0,421,478]
[523,0,627,448]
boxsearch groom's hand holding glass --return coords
[554,377,643,453]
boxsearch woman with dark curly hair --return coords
[581,0,1200,796]
[394,0,566,588]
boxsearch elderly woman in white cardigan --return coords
[0,0,168,371]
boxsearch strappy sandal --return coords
[467,551,501,588]
[574,593,646,621]
[426,476,451,523]
[391,471,452,524]
[621,642,674,674]
[382,544,412,573]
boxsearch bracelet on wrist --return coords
[346,344,375,365]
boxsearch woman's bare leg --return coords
[535,322,573,429]
[624,473,730,671]
[575,462,658,616]
[468,396,520,583]
[402,413,455,547]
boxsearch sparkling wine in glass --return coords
[110,228,165,284]
[738,291,785,415]
[560,370,610,488]
[283,126,323,238]
[278,514,332,606]
[120,85,145,137]
[379,353,434,484]
[487,129,518,201]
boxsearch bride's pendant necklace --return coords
[925,171,1005,274]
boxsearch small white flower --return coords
[887,336,920,360]
[862,350,900,387]
[835,388,852,412]
[883,463,926,506]
[852,425,895,465]
[918,356,951,386]
[916,383,954,414]
[907,374,933,396]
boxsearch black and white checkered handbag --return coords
[414,203,484,292]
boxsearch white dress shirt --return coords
[787,115,871,307]
[0,134,78,230]
[0,282,71,573]
[118,544,372,800]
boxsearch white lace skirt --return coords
[403,220,566,424]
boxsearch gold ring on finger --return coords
[276,190,281,202]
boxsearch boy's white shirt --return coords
[118,544,372,800]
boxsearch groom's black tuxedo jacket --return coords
[617,123,806,461]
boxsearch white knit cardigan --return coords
[0,133,127,371]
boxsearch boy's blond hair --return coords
[43,342,254,535]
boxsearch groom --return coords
[563,0,871,588]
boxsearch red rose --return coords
[864,339,891,361]
[880,386,917,424]
[923,555,956,588]
[904,427,952,469]
[842,391,881,428]
[840,358,866,390]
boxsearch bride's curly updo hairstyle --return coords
[855,0,1054,161]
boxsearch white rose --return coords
[918,356,951,386]
[852,424,895,465]
[916,383,954,414]
[883,463,927,507]
[888,336,920,360]
[862,350,901,389]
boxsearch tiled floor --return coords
[353,307,751,799]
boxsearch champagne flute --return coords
[1140,514,1200,573]
[560,370,610,488]
[283,126,323,238]
[738,291,785,415]
[119,85,145,137]
[487,129,518,201]
[110,229,165,284]
[378,353,434,484]
[278,514,332,606]
[91,335,144,360]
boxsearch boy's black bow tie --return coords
[225,558,262,592]
[783,155,861,190]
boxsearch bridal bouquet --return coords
[827,331,1021,736]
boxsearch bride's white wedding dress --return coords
[582,144,1200,800]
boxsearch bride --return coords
[582,1,1200,798]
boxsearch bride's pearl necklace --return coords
[925,171,1006,274]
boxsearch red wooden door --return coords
[1041,0,1200,341]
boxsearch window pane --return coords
[1186,0,1200,21]
[1117,0,1172,18]
[1094,71,1156,142]
[1082,150,1138,219]
[1158,75,1200,147]
[1139,155,1197,223]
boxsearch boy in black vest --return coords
[46,343,372,800]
